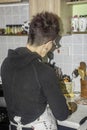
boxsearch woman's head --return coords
[28,11,60,46]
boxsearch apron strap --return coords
[11,116,22,130]
[10,116,34,130]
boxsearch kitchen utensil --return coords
[78,62,87,80]
[79,62,86,77]
[81,79,87,98]
[72,69,79,78]
[79,117,87,130]
[80,61,86,70]
[79,116,87,125]
[78,69,85,80]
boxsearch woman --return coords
[1,12,72,130]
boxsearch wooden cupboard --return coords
[29,0,72,35]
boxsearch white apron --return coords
[10,105,58,130]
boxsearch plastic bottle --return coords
[79,15,86,32]
[84,15,87,31]
[71,15,79,32]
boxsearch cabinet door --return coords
[0,0,21,3]
[29,0,72,35]
[60,0,72,35]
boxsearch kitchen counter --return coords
[57,99,87,130]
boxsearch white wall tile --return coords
[72,45,83,55]
[0,4,29,66]
[0,7,4,15]
[4,6,12,15]
[83,57,87,64]
[72,34,83,44]
[54,34,87,76]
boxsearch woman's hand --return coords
[68,102,77,113]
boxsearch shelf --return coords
[0,0,29,7]
[66,1,87,5]
[0,34,28,36]
[72,31,87,34]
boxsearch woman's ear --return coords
[40,41,52,57]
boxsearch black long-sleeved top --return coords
[1,47,70,125]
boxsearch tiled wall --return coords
[0,3,29,68]
[0,3,87,78]
[0,3,29,28]
[53,34,87,77]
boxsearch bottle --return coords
[84,15,87,31]
[11,25,15,34]
[79,15,86,32]
[71,15,79,32]
[5,25,9,34]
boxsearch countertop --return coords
[57,97,87,129]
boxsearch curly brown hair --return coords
[28,11,60,46]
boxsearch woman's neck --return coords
[26,44,42,57]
